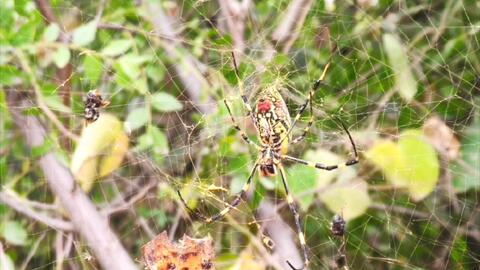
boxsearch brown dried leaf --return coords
[142,231,215,270]
[423,116,460,159]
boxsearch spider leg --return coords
[290,82,315,145]
[224,99,262,151]
[277,61,331,148]
[280,118,359,170]
[278,164,309,270]
[247,211,275,250]
[177,162,259,223]
[225,51,265,151]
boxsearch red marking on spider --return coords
[257,100,271,113]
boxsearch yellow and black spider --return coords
[178,52,358,269]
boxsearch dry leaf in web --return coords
[142,231,215,270]
[423,116,460,160]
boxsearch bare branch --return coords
[143,2,215,114]
[34,0,76,149]
[0,190,73,231]
[218,0,251,60]
[257,200,303,269]
[20,232,46,270]
[34,0,58,25]
[102,178,158,216]
[6,90,137,270]
[271,0,314,53]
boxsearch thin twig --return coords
[0,190,73,231]
[34,0,74,149]
[218,0,251,59]
[20,232,46,270]
[143,2,214,114]
[271,0,314,53]
[102,178,158,216]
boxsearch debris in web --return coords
[142,231,215,270]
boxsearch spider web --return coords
[2,1,479,270]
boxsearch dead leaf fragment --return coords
[423,116,460,159]
[142,231,215,270]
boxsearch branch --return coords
[102,177,158,216]
[270,0,314,54]
[257,200,303,269]
[34,0,57,25]
[142,2,215,114]
[0,190,73,231]
[34,0,74,149]
[6,90,137,270]
[218,0,251,60]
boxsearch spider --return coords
[84,89,109,124]
[178,52,358,270]
[331,214,346,237]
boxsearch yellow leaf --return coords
[364,140,407,187]
[320,181,371,221]
[98,133,129,177]
[71,114,128,191]
[366,129,440,201]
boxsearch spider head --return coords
[259,149,278,177]
[259,163,276,177]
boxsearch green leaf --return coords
[0,7,13,30]
[10,20,37,46]
[131,76,149,94]
[383,33,418,102]
[101,39,132,57]
[14,0,29,17]
[134,126,169,155]
[452,111,480,192]
[31,136,54,158]
[366,129,440,200]
[114,54,150,81]
[43,95,72,113]
[53,46,71,68]
[151,92,183,112]
[146,64,165,84]
[0,65,22,86]
[450,235,468,265]
[1,221,27,246]
[72,21,97,46]
[125,107,148,131]
[43,23,60,42]
[286,164,316,210]
[83,55,103,84]
[150,126,169,154]
[320,181,371,221]
[224,154,249,174]
[71,114,129,191]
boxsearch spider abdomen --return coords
[254,87,292,155]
